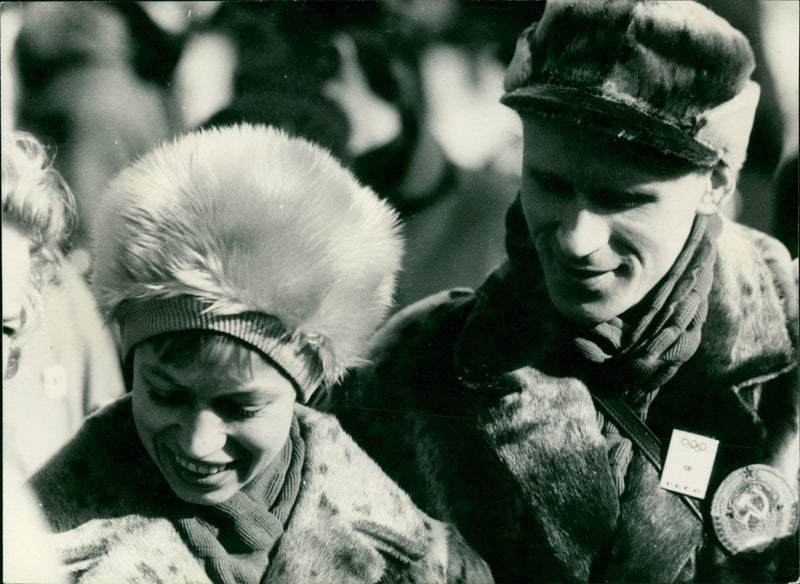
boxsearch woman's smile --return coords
[158,442,242,491]
[132,340,297,505]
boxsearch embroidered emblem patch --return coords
[711,464,799,554]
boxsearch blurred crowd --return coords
[0,0,797,478]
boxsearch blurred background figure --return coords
[2,131,75,584]
[345,0,542,308]
[2,0,796,302]
[774,153,798,256]
[756,1,799,257]
[2,1,178,475]
[705,0,799,255]
[3,258,126,476]
[2,130,125,480]
[177,1,543,312]
[11,1,182,262]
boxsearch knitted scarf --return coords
[173,416,305,584]
[503,195,719,393]
[498,196,720,492]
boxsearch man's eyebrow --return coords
[524,163,556,176]
[525,166,571,184]
[593,187,660,202]
[141,365,188,389]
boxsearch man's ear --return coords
[697,163,736,215]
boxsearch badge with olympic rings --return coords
[711,464,799,555]
[660,429,719,499]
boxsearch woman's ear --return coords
[697,163,737,215]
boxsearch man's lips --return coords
[555,259,615,279]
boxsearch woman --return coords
[30,124,493,584]
[3,131,75,583]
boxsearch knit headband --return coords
[117,296,324,402]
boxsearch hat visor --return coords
[501,85,720,167]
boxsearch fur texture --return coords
[335,217,798,582]
[502,0,758,170]
[32,397,492,584]
[91,124,403,384]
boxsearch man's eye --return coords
[530,172,571,196]
[3,325,18,338]
[147,387,188,406]
[592,190,655,210]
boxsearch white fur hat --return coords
[91,124,403,400]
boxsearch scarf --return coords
[481,196,721,493]
[503,194,720,396]
[173,416,305,584]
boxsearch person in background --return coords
[3,253,126,477]
[202,92,351,163]
[3,130,75,583]
[773,152,799,257]
[29,124,493,584]
[334,1,799,582]
[178,1,528,313]
[13,1,180,258]
[321,1,527,311]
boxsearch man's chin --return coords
[551,296,628,327]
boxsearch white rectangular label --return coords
[659,429,719,499]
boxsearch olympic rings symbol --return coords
[681,437,707,452]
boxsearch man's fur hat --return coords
[502,0,759,172]
[91,124,403,400]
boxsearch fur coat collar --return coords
[337,215,797,583]
[31,396,491,583]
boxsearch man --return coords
[333,1,799,582]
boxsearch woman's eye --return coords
[216,400,266,421]
[229,405,265,421]
[234,408,264,421]
[3,325,18,338]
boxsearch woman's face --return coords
[131,341,296,505]
[2,223,31,379]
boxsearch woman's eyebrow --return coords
[217,389,273,402]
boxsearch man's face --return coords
[131,341,296,505]
[520,116,716,326]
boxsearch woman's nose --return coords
[556,205,611,259]
[177,409,227,458]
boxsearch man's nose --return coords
[556,203,611,259]
[177,409,227,458]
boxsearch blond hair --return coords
[2,131,75,317]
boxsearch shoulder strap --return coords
[592,394,703,521]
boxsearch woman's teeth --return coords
[173,452,230,475]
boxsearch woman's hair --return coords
[131,330,297,394]
[148,330,259,374]
[2,131,76,291]
[2,130,76,359]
